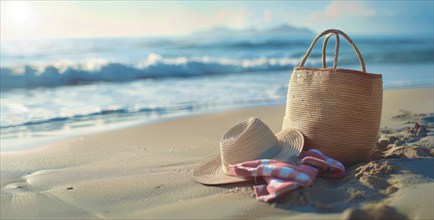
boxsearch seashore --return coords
[1,88,433,219]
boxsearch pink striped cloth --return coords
[228,149,345,202]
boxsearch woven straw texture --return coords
[282,29,383,166]
[194,117,304,185]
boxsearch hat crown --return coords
[219,117,280,174]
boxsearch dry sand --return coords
[1,88,433,219]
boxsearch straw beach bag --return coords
[282,29,383,166]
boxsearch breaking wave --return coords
[1,54,304,89]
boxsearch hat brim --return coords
[193,128,304,185]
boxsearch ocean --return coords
[1,34,433,151]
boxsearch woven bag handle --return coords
[300,29,366,72]
[322,33,340,69]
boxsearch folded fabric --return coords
[300,149,345,178]
[229,149,345,202]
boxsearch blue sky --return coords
[1,0,433,39]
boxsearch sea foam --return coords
[1,53,303,89]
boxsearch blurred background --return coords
[1,1,433,151]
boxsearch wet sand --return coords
[1,88,433,219]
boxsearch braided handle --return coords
[299,29,366,72]
[322,33,340,69]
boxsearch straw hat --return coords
[194,117,304,185]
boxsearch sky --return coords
[1,0,433,39]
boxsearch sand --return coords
[1,88,433,219]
